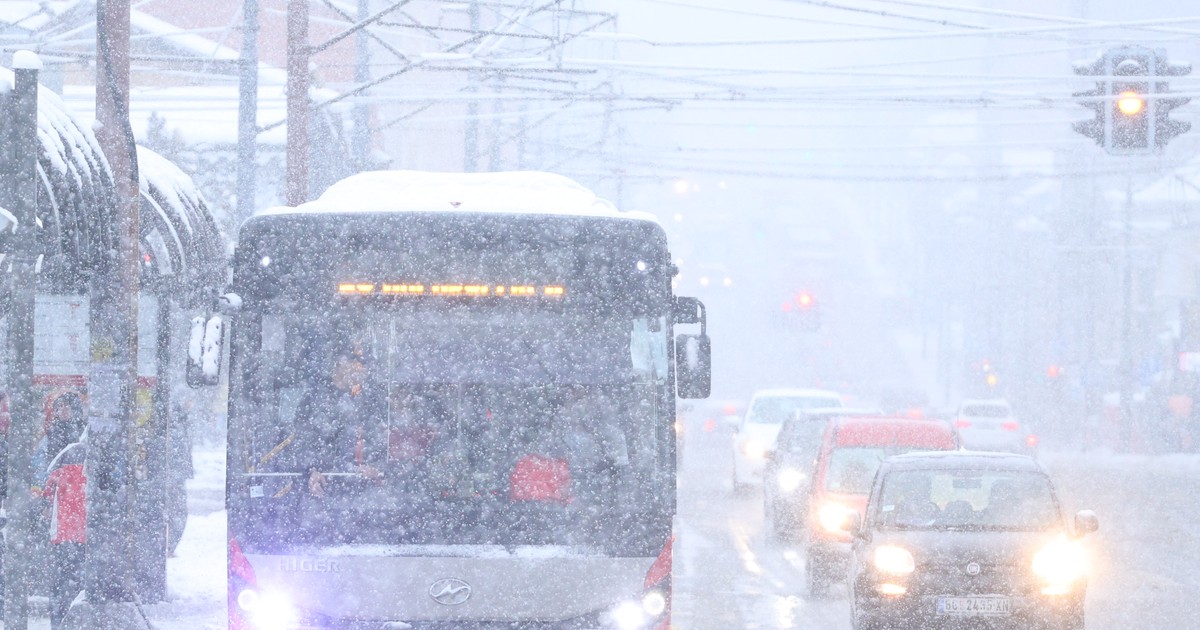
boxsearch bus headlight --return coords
[777,467,806,493]
[1032,538,1087,591]
[642,590,667,616]
[873,545,916,575]
[741,439,766,459]
[611,601,646,630]
[238,589,298,630]
[818,503,856,533]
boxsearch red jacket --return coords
[43,442,86,544]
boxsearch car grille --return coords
[911,559,1036,596]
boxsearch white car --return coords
[953,398,1038,455]
[731,388,844,492]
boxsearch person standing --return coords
[42,392,86,630]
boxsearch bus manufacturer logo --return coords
[965,562,981,576]
[429,578,471,606]
[280,558,341,573]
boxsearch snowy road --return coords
[672,415,1200,630]
[120,430,1200,630]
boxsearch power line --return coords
[577,14,1200,47]
[640,0,924,32]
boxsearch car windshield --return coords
[779,419,826,457]
[824,447,887,494]
[876,469,1061,531]
[747,396,841,424]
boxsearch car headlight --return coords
[777,467,806,493]
[873,545,916,575]
[1032,538,1087,589]
[741,439,766,459]
[818,503,856,533]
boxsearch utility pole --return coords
[352,0,370,170]
[3,50,41,630]
[1120,177,1135,451]
[237,0,259,222]
[286,0,310,206]
[74,0,149,627]
[464,0,480,172]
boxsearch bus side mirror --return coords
[673,296,702,324]
[186,314,225,388]
[676,333,711,399]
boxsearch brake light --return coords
[1026,434,1039,448]
[723,404,737,416]
[954,419,971,429]
[1001,421,1019,431]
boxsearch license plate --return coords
[935,596,1012,616]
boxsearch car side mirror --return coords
[842,512,864,537]
[1073,510,1099,537]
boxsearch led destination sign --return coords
[337,283,566,297]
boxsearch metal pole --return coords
[286,0,310,206]
[352,0,371,170]
[80,1,148,626]
[236,0,259,222]
[464,0,480,172]
[1120,176,1135,451]
[3,50,41,630]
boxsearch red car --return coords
[804,415,958,596]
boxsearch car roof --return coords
[881,450,1045,473]
[751,388,842,400]
[797,407,882,419]
[831,417,957,448]
[958,398,1010,407]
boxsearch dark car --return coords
[763,408,879,540]
[847,451,1098,630]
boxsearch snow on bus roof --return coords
[259,170,658,223]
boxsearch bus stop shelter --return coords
[0,69,226,602]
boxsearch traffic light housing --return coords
[1073,46,1191,154]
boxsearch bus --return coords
[203,171,710,630]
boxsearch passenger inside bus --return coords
[291,348,387,496]
[557,385,630,505]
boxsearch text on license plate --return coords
[936,596,1012,616]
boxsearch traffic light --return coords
[778,291,822,331]
[1072,46,1191,154]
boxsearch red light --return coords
[781,302,793,312]
[905,408,924,419]
[1001,421,1019,431]
[1046,365,1061,378]
[954,419,971,429]
[703,419,716,433]
[722,404,737,416]
[1026,434,1039,448]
